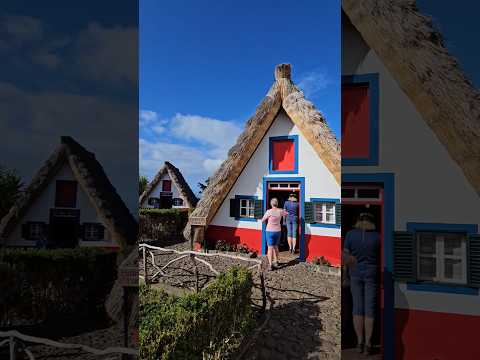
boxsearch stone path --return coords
[242,251,341,360]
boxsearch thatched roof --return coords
[0,136,138,249]
[184,63,340,240]
[343,0,480,195]
[139,161,198,209]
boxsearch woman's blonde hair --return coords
[270,198,279,207]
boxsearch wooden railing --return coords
[0,330,138,360]
[138,243,267,312]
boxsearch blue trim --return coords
[343,173,395,360]
[262,176,305,261]
[234,195,258,222]
[309,198,341,229]
[269,135,299,174]
[407,282,479,295]
[406,222,478,235]
[341,74,379,166]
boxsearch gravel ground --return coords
[143,242,341,360]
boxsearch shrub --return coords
[140,266,254,360]
[312,256,332,267]
[139,208,189,243]
[0,247,117,325]
[214,239,235,252]
[237,244,250,254]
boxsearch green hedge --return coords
[140,266,254,360]
[0,247,117,325]
[139,208,189,243]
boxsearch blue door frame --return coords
[343,173,395,360]
[261,176,306,261]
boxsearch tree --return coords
[139,175,148,195]
[197,178,210,194]
[0,166,23,219]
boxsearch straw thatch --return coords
[0,136,138,249]
[139,161,198,209]
[184,64,340,241]
[343,0,480,195]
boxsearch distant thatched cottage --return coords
[139,161,198,210]
[0,136,137,250]
[185,64,341,264]
[343,1,480,359]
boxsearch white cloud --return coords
[171,113,242,151]
[2,15,43,44]
[75,23,137,85]
[297,70,330,99]
[140,110,158,125]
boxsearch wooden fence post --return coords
[142,246,148,284]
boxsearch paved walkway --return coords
[242,251,341,360]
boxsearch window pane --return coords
[418,234,436,255]
[240,208,247,216]
[326,213,334,223]
[240,199,247,207]
[444,234,463,256]
[249,208,255,217]
[357,188,380,198]
[419,257,436,278]
[341,188,355,198]
[444,258,463,280]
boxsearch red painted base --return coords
[206,225,262,253]
[206,225,340,265]
[394,308,480,359]
[305,234,341,266]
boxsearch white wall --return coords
[210,110,340,238]
[343,19,480,314]
[6,163,114,247]
[140,173,188,208]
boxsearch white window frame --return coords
[417,232,467,284]
[29,223,43,239]
[239,198,255,218]
[84,223,103,241]
[314,202,336,224]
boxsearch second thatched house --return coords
[139,161,198,210]
[185,63,341,264]
[0,136,137,250]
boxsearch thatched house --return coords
[185,63,341,264]
[0,136,137,250]
[342,1,480,359]
[139,161,198,210]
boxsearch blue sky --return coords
[0,1,138,214]
[140,0,341,192]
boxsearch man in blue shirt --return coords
[283,194,299,254]
[343,212,380,355]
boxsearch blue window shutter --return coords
[304,202,314,223]
[229,199,239,218]
[393,231,416,282]
[468,234,480,288]
[335,203,341,226]
[254,200,263,219]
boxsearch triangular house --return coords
[139,161,198,209]
[342,2,480,359]
[0,136,137,250]
[185,64,341,264]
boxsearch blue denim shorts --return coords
[350,277,377,317]
[286,218,297,238]
[266,231,281,246]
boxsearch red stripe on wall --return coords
[206,225,262,253]
[305,234,341,266]
[394,308,480,359]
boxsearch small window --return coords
[148,197,160,208]
[29,223,44,240]
[162,180,172,192]
[270,136,298,173]
[417,232,467,284]
[341,188,355,199]
[357,188,380,199]
[84,223,105,241]
[55,180,77,208]
[172,198,184,207]
[239,199,255,218]
[314,202,336,224]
